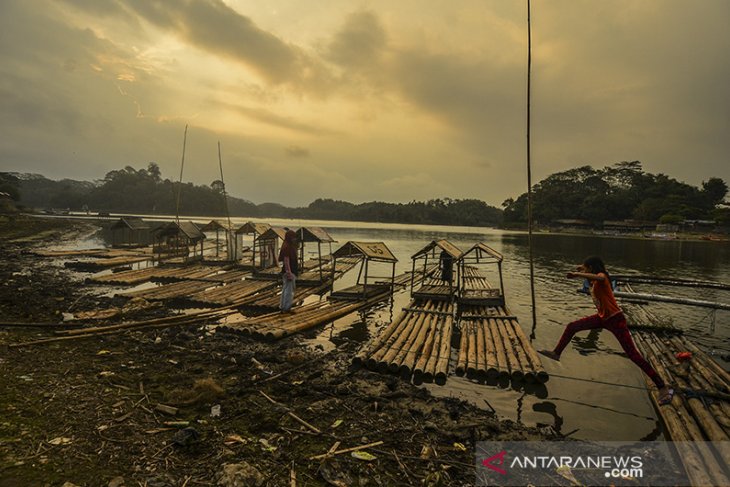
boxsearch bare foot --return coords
[658,387,674,405]
[538,349,560,361]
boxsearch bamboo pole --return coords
[398,302,439,376]
[434,310,454,385]
[474,318,486,380]
[455,320,469,376]
[465,321,478,379]
[494,318,523,382]
[504,307,548,383]
[422,319,443,383]
[353,309,408,366]
[488,318,509,379]
[412,312,438,382]
[390,301,435,374]
[503,319,532,382]
[378,312,420,373]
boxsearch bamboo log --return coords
[378,311,420,373]
[368,312,412,370]
[502,319,531,382]
[493,318,523,382]
[488,318,510,380]
[434,311,453,385]
[505,308,549,383]
[398,302,440,376]
[474,318,487,380]
[422,319,443,383]
[614,291,730,311]
[354,309,408,366]
[676,336,730,387]
[482,318,499,379]
[413,313,438,382]
[455,321,469,376]
[391,302,435,374]
[465,322,478,379]
[613,274,730,291]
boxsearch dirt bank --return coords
[0,215,553,487]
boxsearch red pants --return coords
[554,312,665,389]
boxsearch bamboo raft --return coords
[65,255,152,271]
[633,330,730,486]
[122,280,222,302]
[186,279,278,308]
[218,291,391,340]
[353,299,455,385]
[456,306,548,383]
[89,264,232,285]
[34,248,152,258]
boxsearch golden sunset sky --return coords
[1,0,728,207]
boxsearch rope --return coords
[547,372,648,390]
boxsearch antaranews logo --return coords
[482,450,507,475]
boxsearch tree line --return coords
[2,164,503,227]
[502,161,728,226]
[2,161,726,227]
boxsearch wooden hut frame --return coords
[297,227,336,283]
[329,241,397,300]
[109,217,151,247]
[410,239,463,300]
[153,221,205,264]
[235,221,271,267]
[254,227,287,273]
[458,243,505,306]
[201,219,234,260]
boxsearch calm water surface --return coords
[89,215,729,441]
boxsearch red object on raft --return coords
[675,351,693,362]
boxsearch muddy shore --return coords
[0,215,553,487]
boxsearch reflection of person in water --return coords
[440,249,453,283]
[538,256,673,405]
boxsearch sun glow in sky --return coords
[0,0,728,207]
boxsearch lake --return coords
[99,215,730,441]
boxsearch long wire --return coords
[217,141,233,231]
[526,0,538,339]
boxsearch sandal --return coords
[658,388,675,405]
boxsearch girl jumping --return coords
[538,256,674,405]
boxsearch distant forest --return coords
[0,163,503,227]
[1,161,727,227]
[502,161,728,226]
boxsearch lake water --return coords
[95,215,730,441]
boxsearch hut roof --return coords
[461,242,503,262]
[258,227,287,241]
[332,241,397,263]
[201,219,233,232]
[297,227,335,243]
[411,239,463,260]
[155,221,206,241]
[236,221,271,235]
[110,217,150,231]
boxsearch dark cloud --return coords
[285,145,310,158]
[326,10,387,69]
[120,0,331,90]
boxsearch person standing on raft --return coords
[538,256,674,405]
[278,229,299,313]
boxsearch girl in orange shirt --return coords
[539,256,673,405]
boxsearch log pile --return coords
[353,299,455,385]
[633,330,730,486]
[455,306,547,383]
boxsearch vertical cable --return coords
[526,0,538,339]
[175,124,188,224]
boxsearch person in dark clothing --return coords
[278,230,298,312]
[440,249,454,283]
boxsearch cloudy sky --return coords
[0,0,728,207]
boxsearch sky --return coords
[0,0,728,208]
